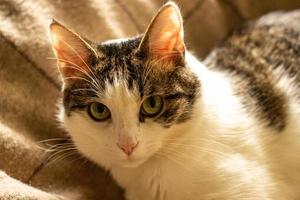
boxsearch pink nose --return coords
[117,141,138,156]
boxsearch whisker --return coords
[53,37,98,82]
[60,66,100,90]
[63,76,100,89]
[46,144,75,152]
[57,60,100,90]
[46,147,77,161]
[50,56,99,81]
[37,137,70,144]
[71,87,103,99]
[68,154,90,168]
[46,150,78,166]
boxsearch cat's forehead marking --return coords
[103,77,140,124]
[104,77,139,100]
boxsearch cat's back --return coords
[204,10,300,132]
[201,11,300,198]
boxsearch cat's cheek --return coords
[61,112,113,168]
[137,124,166,155]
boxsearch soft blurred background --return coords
[0,0,300,199]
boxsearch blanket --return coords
[1,0,300,199]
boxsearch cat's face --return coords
[50,2,200,168]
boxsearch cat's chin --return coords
[117,156,148,168]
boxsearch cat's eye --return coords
[88,102,111,121]
[141,95,163,117]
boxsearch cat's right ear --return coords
[138,2,185,64]
[49,20,97,84]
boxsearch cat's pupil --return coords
[149,97,156,108]
[97,104,105,113]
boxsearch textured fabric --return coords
[0,0,300,199]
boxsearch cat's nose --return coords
[117,140,138,156]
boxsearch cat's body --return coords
[112,51,300,200]
[49,3,300,200]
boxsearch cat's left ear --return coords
[138,2,185,63]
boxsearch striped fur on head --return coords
[49,2,201,169]
[60,35,200,127]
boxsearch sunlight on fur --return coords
[49,2,300,200]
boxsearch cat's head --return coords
[49,2,200,169]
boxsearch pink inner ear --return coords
[50,23,95,80]
[55,47,89,78]
[150,29,184,60]
[145,4,185,61]
[166,30,184,52]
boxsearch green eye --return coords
[141,95,163,117]
[88,102,111,121]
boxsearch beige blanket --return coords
[1,0,300,199]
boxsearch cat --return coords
[49,2,300,200]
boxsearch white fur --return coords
[61,52,300,200]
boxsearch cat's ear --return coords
[138,2,185,62]
[49,20,97,82]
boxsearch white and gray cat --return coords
[49,2,300,200]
